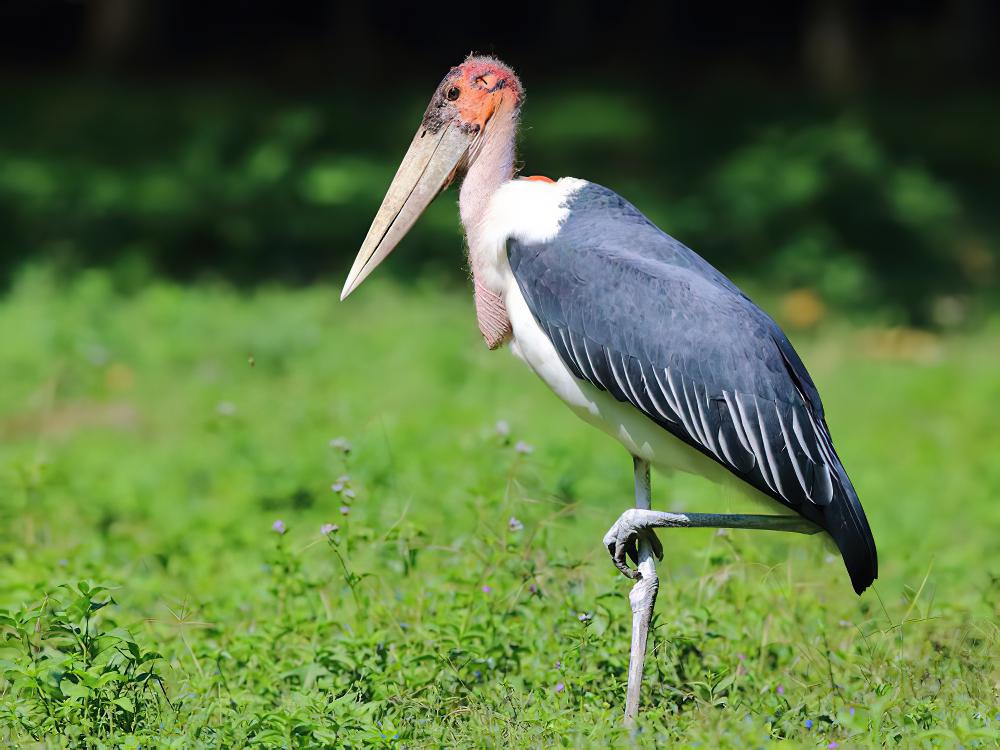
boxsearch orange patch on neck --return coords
[523,175,555,183]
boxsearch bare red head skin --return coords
[421,55,524,137]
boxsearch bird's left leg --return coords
[605,468,823,724]
[621,456,659,724]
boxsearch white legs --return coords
[623,457,657,724]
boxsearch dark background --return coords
[2,0,998,324]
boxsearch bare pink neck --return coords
[458,105,519,349]
[459,106,519,246]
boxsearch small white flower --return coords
[216,401,237,416]
[329,437,352,453]
[514,441,533,455]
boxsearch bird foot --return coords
[603,509,665,579]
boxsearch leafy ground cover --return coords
[0,269,998,746]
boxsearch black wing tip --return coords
[848,557,878,595]
[838,531,878,595]
[826,480,878,596]
[837,522,878,596]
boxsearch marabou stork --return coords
[341,56,878,720]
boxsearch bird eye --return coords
[446,86,461,101]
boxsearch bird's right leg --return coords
[604,509,820,578]
[604,498,820,724]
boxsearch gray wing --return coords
[507,182,877,593]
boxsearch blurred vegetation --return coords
[1,78,997,326]
[0,272,998,746]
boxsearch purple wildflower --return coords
[481,585,492,594]
[577,612,591,623]
[339,505,350,516]
[737,653,746,661]
[804,719,813,729]
[495,420,510,437]
[508,516,524,532]
[554,660,561,669]
[827,743,839,749]
[554,682,565,693]
[342,488,356,499]
[272,519,286,535]
[849,707,856,717]
[321,523,338,535]
[776,685,785,695]
[528,584,538,594]
[514,440,534,454]
[331,481,345,492]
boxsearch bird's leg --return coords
[605,481,823,725]
[623,456,658,725]
[604,509,821,579]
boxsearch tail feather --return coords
[769,337,877,594]
[825,462,878,594]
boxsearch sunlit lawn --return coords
[0,268,998,747]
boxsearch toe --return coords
[625,537,639,565]
[603,527,618,554]
[613,538,638,579]
[647,530,664,561]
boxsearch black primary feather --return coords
[508,182,877,594]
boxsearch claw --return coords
[625,538,639,565]
[617,538,639,579]
[603,510,660,580]
[606,531,637,578]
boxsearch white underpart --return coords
[467,177,785,510]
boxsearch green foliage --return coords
[0,581,166,741]
[0,271,998,746]
[1,81,995,323]
[671,120,974,321]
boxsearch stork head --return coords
[341,56,523,300]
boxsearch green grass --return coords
[0,268,998,747]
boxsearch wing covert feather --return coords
[506,181,877,593]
